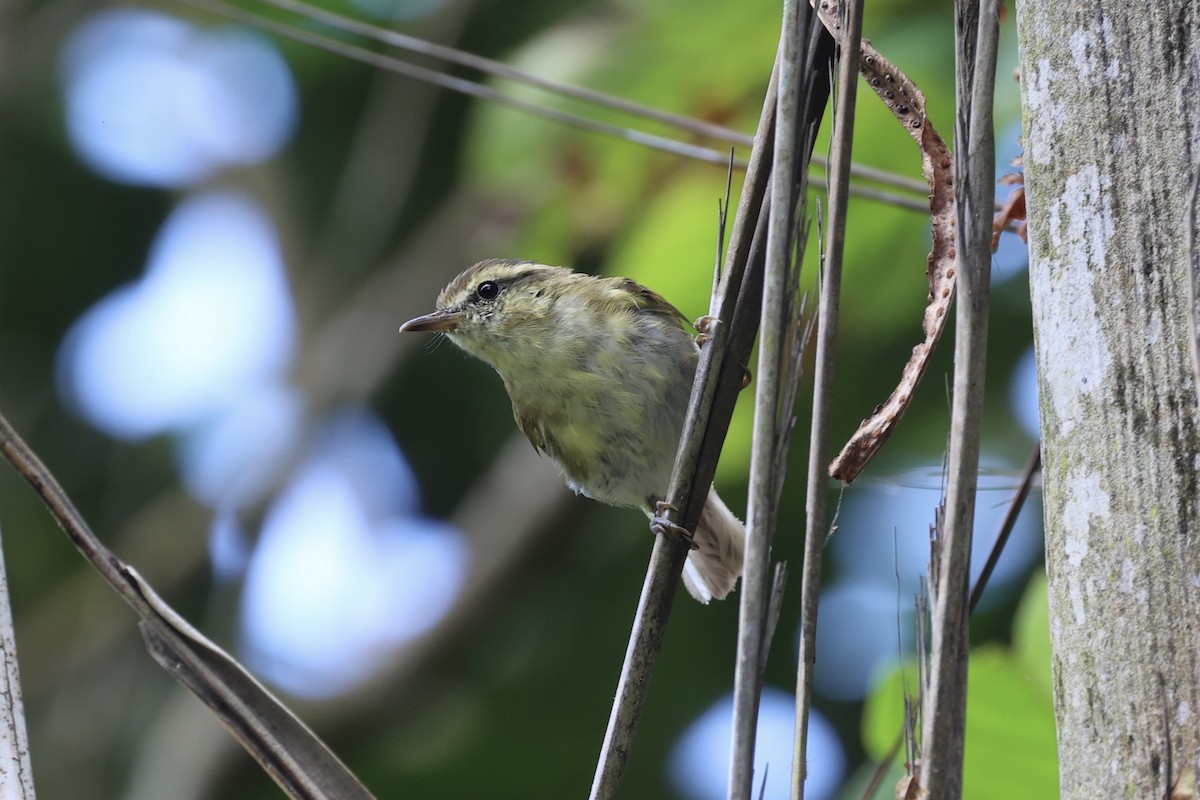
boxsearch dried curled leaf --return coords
[895,759,927,800]
[993,185,1027,248]
[822,28,957,484]
[895,775,928,800]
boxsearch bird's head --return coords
[399,259,574,361]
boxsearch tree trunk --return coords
[1015,2,1200,797]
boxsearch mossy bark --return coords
[1016,1,1200,797]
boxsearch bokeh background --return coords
[0,0,1054,797]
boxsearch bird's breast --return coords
[501,321,697,509]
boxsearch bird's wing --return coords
[512,403,593,485]
[512,404,551,456]
[610,278,690,329]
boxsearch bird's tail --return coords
[681,488,745,604]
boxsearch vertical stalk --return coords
[791,0,864,797]
[729,0,808,797]
[0,524,35,799]
[918,0,998,796]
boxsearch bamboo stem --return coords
[918,0,999,795]
[730,0,809,795]
[792,0,865,796]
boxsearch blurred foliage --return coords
[0,0,1044,797]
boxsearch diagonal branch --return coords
[0,413,374,800]
[251,0,933,200]
[177,0,944,215]
[587,61,780,800]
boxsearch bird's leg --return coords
[650,501,699,550]
[693,315,720,347]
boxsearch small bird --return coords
[399,259,745,602]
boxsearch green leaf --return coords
[1013,570,1052,694]
[862,645,1058,798]
[861,659,917,762]
[962,647,1059,799]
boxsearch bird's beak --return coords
[399,309,462,333]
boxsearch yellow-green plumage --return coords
[402,259,744,602]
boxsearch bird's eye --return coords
[476,280,501,301]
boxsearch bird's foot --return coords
[694,315,720,347]
[651,501,698,550]
[694,315,751,387]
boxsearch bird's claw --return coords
[650,501,699,550]
[693,315,750,387]
[694,315,720,347]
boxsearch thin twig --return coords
[730,0,810,795]
[793,0,864,797]
[774,288,816,514]
[713,150,736,318]
[806,177,931,214]
[858,731,904,800]
[912,581,928,772]
[760,563,790,682]
[174,0,945,215]
[967,446,1041,611]
[179,0,740,168]
[252,0,934,199]
[919,0,999,795]
[257,0,753,148]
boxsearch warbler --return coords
[399,259,745,603]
